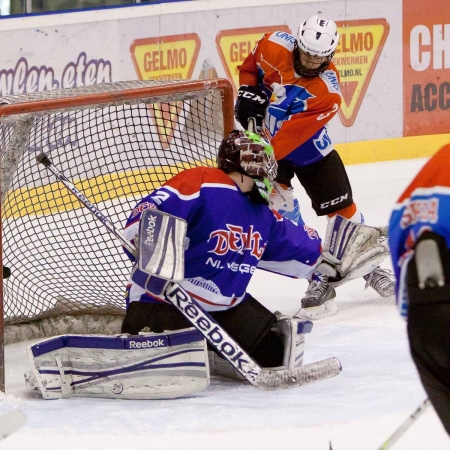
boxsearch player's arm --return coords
[235,36,268,128]
[257,214,322,280]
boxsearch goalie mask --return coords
[294,15,339,77]
[217,130,277,204]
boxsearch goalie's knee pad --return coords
[208,316,313,380]
[25,328,209,400]
[274,316,313,369]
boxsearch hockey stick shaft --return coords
[37,153,341,390]
[36,153,136,256]
[377,398,431,450]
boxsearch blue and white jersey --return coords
[124,166,322,312]
[389,144,450,318]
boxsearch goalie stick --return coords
[37,153,342,391]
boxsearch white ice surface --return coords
[2,158,450,450]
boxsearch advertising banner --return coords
[403,0,450,136]
[0,1,401,146]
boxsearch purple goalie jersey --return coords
[123,166,322,312]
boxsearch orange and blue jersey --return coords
[124,166,322,312]
[389,144,450,317]
[238,31,342,166]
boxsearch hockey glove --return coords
[234,85,268,129]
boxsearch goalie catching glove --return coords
[234,85,268,129]
[316,215,390,286]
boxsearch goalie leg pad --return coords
[26,328,209,400]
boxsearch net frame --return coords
[0,78,235,392]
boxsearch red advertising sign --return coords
[403,0,450,136]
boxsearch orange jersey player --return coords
[389,144,450,435]
[237,32,341,163]
[235,15,395,319]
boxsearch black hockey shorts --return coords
[121,295,284,367]
[276,150,354,216]
[407,231,450,435]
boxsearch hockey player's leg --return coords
[406,232,450,435]
[121,300,192,334]
[294,150,396,299]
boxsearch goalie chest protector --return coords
[25,328,209,400]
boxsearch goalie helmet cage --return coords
[0,78,235,392]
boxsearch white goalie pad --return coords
[208,317,313,380]
[25,328,209,400]
[276,317,314,369]
[316,215,390,286]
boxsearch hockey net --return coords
[0,79,234,350]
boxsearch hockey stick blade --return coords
[255,357,341,390]
[38,157,342,391]
[0,409,26,440]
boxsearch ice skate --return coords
[363,267,396,297]
[297,275,337,320]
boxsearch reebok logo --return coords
[329,231,338,254]
[128,338,166,349]
[165,284,261,381]
[145,214,157,245]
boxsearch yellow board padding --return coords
[3,159,213,219]
[335,133,450,165]
[4,133,450,219]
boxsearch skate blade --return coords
[300,300,338,320]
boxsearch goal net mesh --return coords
[0,79,230,331]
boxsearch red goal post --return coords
[0,78,235,392]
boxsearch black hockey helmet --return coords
[217,129,277,204]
